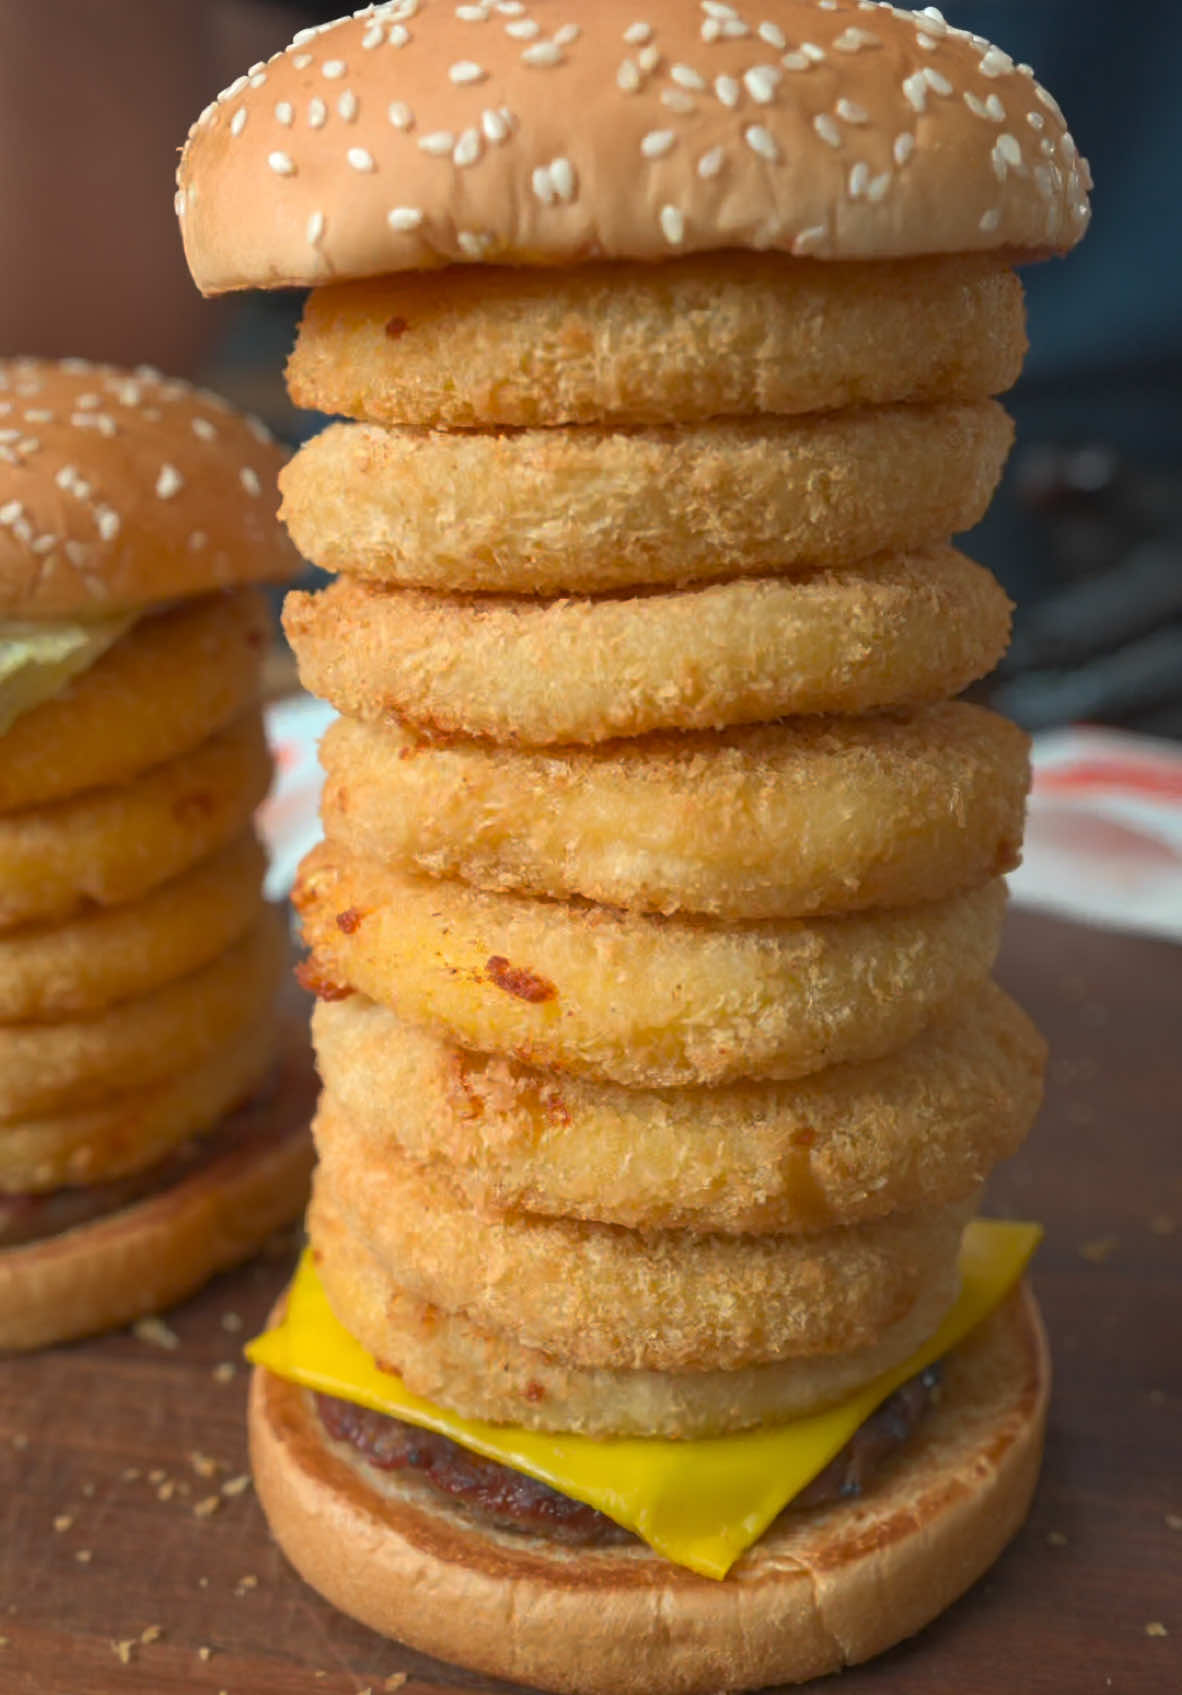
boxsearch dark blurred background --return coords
[2,0,1178,734]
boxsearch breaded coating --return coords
[280,402,1011,595]
[284,552,1011,746]
[293,845,1006,1087]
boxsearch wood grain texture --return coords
[0,910,1179,1695]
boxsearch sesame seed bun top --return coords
[0,360,299,620]
[176,0,1090,295]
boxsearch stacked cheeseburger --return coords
[178,3,1089,1689]
[0,359,314,1352]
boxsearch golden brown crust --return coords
[0,591,268,813]
[284,553,1012,744]
[279,402,1012,595]
[287,254,1026,427]
[178,0,1089,290]
[0,712,272,933]
[320,705,1030,920]
[0,360,296,618]
[312,984,1044,1236]
[0,1016,277,1193]
[248,1285,1049,1695]
[0,833,265,1020]
[0,905,287,1121]
[0,1020,315,1352]
[310,1189,958,1439]
[294,844,1007,1087]
[312,1126,972,1372]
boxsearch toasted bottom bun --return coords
[249,1285,1048,1695]
[0,589,267,814]
[310,1191,958,1439]
[284,550,1012,746]
[0,711,271,933]
[0,1017,315,1352]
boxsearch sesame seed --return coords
[482,107,509,141]
[902,73,927,113]
[792,224,826,256]
[273,102,292,126]
[291,54,312,70]
[979,46,1014,78]
[848,161,870,198]
[744,66,780,103]
[505,18,539,38]
[922,66,953,96]
[745,124,780,162]
[321,59,347,78]
[191,417,218,441]
[1033,164,1054,200]
[230,108,248,136]
[719,18,750,38]
[617,59,641,91]
[456,4,488,17]
[662,89,695,112]
[623,21,652,45]
[451,127,479,165]
[979,207,1002,232]
[867,171,891,202]
[338,90,358,121]
[714,74,740,107]
[642,129,676,159]
[522,41,563,66]
[0,501,24,525]
[659,204,685,245]
[554,24,580,46]
[249,72,267,89]
[549,156,576,200]
[637,43,660,71]
[813,113,842,148]
[388,101,413,129]
[531,165,555,204]
[388,206,424,231]
[457,230,492,258]
[97,509,121,541]
[388,23,410,47]
[832,26,880,52]
[671,63,706,89]
[347,147,376,172]
[308,97,327,127]
[419,131,455,155]
[697,146,725,179]
[799,42,826,62]
[997,132,1023,165]
[1035,83,1064,118]
[450,60,486,83]
[893,131,916,166]
[780,52,810,71]
[836,97,869,123]
[307,210,326,244]
[916,34,936,51]
[1027,110,1045,130]
[362,23,384,48]
[702,1,740,17]
[240,468,261,496]
[758,22,786,48]
[156,465,184,499]
[267,151,296,175]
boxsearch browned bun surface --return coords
[0,1016,276,1193]
[288,253,1025,428]
[310,1189,957,1440]
[0,905,286,1121]
[178,0,1089,292]
[293,843,1007,1088]
[313,1122,972,1372]
[284,553,1012,746]
[320,705,1030,920]
[312,983,1044,1237]
[0,360,296,618]
[280,401,1011,596]
[0,833,265,1020]
[0,712,271,933]
[0,1019,314,1352]
[249,1284,1048,1695]
[0,590,268,813]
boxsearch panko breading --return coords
[293,844,1007,1088]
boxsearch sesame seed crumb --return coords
[140,1627,164,1646]
[235,1573,259,1595]
[53,1514,73,1533]
[1146,1622,1168,1638]
[75,1550,93,1564]
[213,1362,236,1383]
[194,1495,221,1519]
[112,1641,137,1665]
[133,1316,179,1349]
[1165,1514,1182,1531]
[222,1475,252,1498]
[1046,1530,1068,1547]
[199,1647,214,1662]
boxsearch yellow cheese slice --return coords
[0,615,134,736]
[248,1218,1040,1579]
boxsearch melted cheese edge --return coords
[249,1218,1040,1579]
[0,615,134,736]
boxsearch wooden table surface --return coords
[1,909,1179,1695]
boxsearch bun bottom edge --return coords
[249,1282,1049,1695]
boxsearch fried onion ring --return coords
[293,845,1006,1087]
[320,705,1029,920]
[309,1191,958,1438]
[0,590,268,814]
[284,552,1011,745]
[0,906,286,1120]
[0,713,271,933]
[280,402,1011,596]
[311,983,1043,1236]
[288,253,1025,428]
[0,1016,277,1193]
[313,1127,973,1371]
[0,833,265,1019]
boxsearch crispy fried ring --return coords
[0,590,268,814]
[0,906,285,1120]
[314,1125,974,1371]
[288,253,1026,429]
[320,705,1029,920]
[294,845,1006,1087]
[310,1192,958,1439]
[280,402,1011,596]
[0,1016,277,1193]
[312,983,1043,1236]
[0,713,271,933]
[0,833,265,1020]
[284,552,1011,746]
